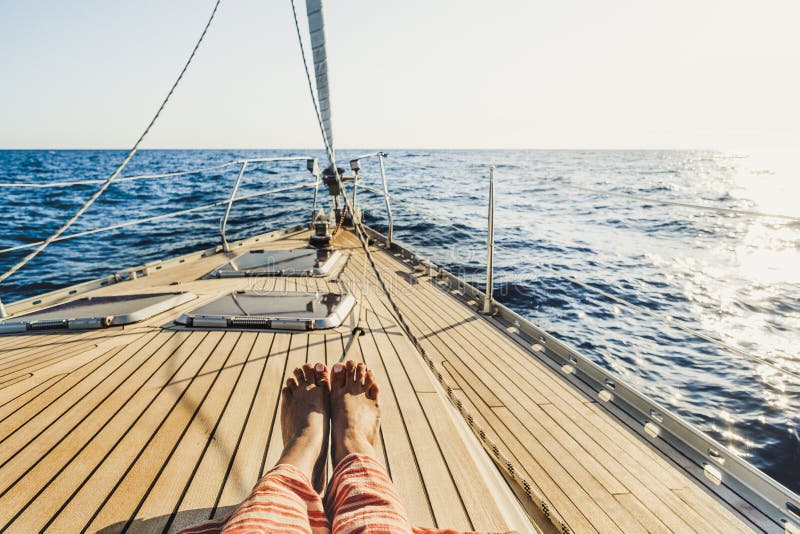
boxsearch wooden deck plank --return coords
[417,391,516,532]
[212,332,292,517]
[354,257,641,531]
[0,331,200,532]
[0,337,100,377]
[0,229,767,534]
[350,239,758,533]
[0,333,165,526]
[132,332,260,532]
[362,306,473,530]
[34,332,222,532]
[83,332,242,532]
[441,356,597,533]
[0,372,67,422]
[583,401,770,533]
[356,311,436,528]
[412,300,732,531]
[261,334,308,473]
[538,404,711,533]
[0,333,77,362]
[0,344,113,423]
[386,282,656,508]
[158,339,266,531]
[0,333,161,470]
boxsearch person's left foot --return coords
[279,363,330,493]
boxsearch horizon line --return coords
[0,146,731,152]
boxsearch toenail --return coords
[315,363,325,373]
[332,363,343,373]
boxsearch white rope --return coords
[290,7,569,527]
[0,0,222,286]
[290,27,573,514]
[0,183,314,255]
[0,179,106,188]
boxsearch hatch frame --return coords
[0,291,197,334]
[206,248,343,278]
[174,290,355,331]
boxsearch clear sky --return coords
[1,0,798,150]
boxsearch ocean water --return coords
[0,149,798,493]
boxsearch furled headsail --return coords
[306,0,336,164]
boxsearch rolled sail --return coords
[306,0,335,164]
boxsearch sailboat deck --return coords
[0,228,769,533]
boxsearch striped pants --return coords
[180,454,472,534]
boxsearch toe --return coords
[285,377,298,390]
[345,360,357,385]
[281,385,292,401]
[355,362,366,386]
[331,362,345,388]
[314,362,330,387]
[301,363,315,384]
[365,370,380,401]
[293,367,306,384]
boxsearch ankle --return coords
[278,436,319,479]
[334,430,375,464]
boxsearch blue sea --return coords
[0,149,798,493]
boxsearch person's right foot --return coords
[279,362,330,493]
[330,360,381,467]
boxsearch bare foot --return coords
[279,363,330,493]
[330,360,381,467]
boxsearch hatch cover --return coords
[0,292,197,334]
[175,290,355,331]
[207,248,342,278]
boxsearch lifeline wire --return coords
[383,197,800,383]
[0,161,239,188]
[522,177,800,222]
[0,183,315,256]
[0,0,223,286]
[379,190,800,383]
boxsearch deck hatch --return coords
[175,290,355,330]
[206,248,342,278]
[0,292,197,334]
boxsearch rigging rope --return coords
[347,225,572,532]
[290,2,570,529]
[0,0,223,286]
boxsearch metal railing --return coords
[0,157,319,257]
[218,156,314,252]
[374,164,799,530]
[362,213,800,532]
[0,156,323,315]
[348,152,393,246]
[482,166,495,315]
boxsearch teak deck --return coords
[0,228,769,533]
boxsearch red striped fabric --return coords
[179,454,496,534]
[179,463,328,534]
